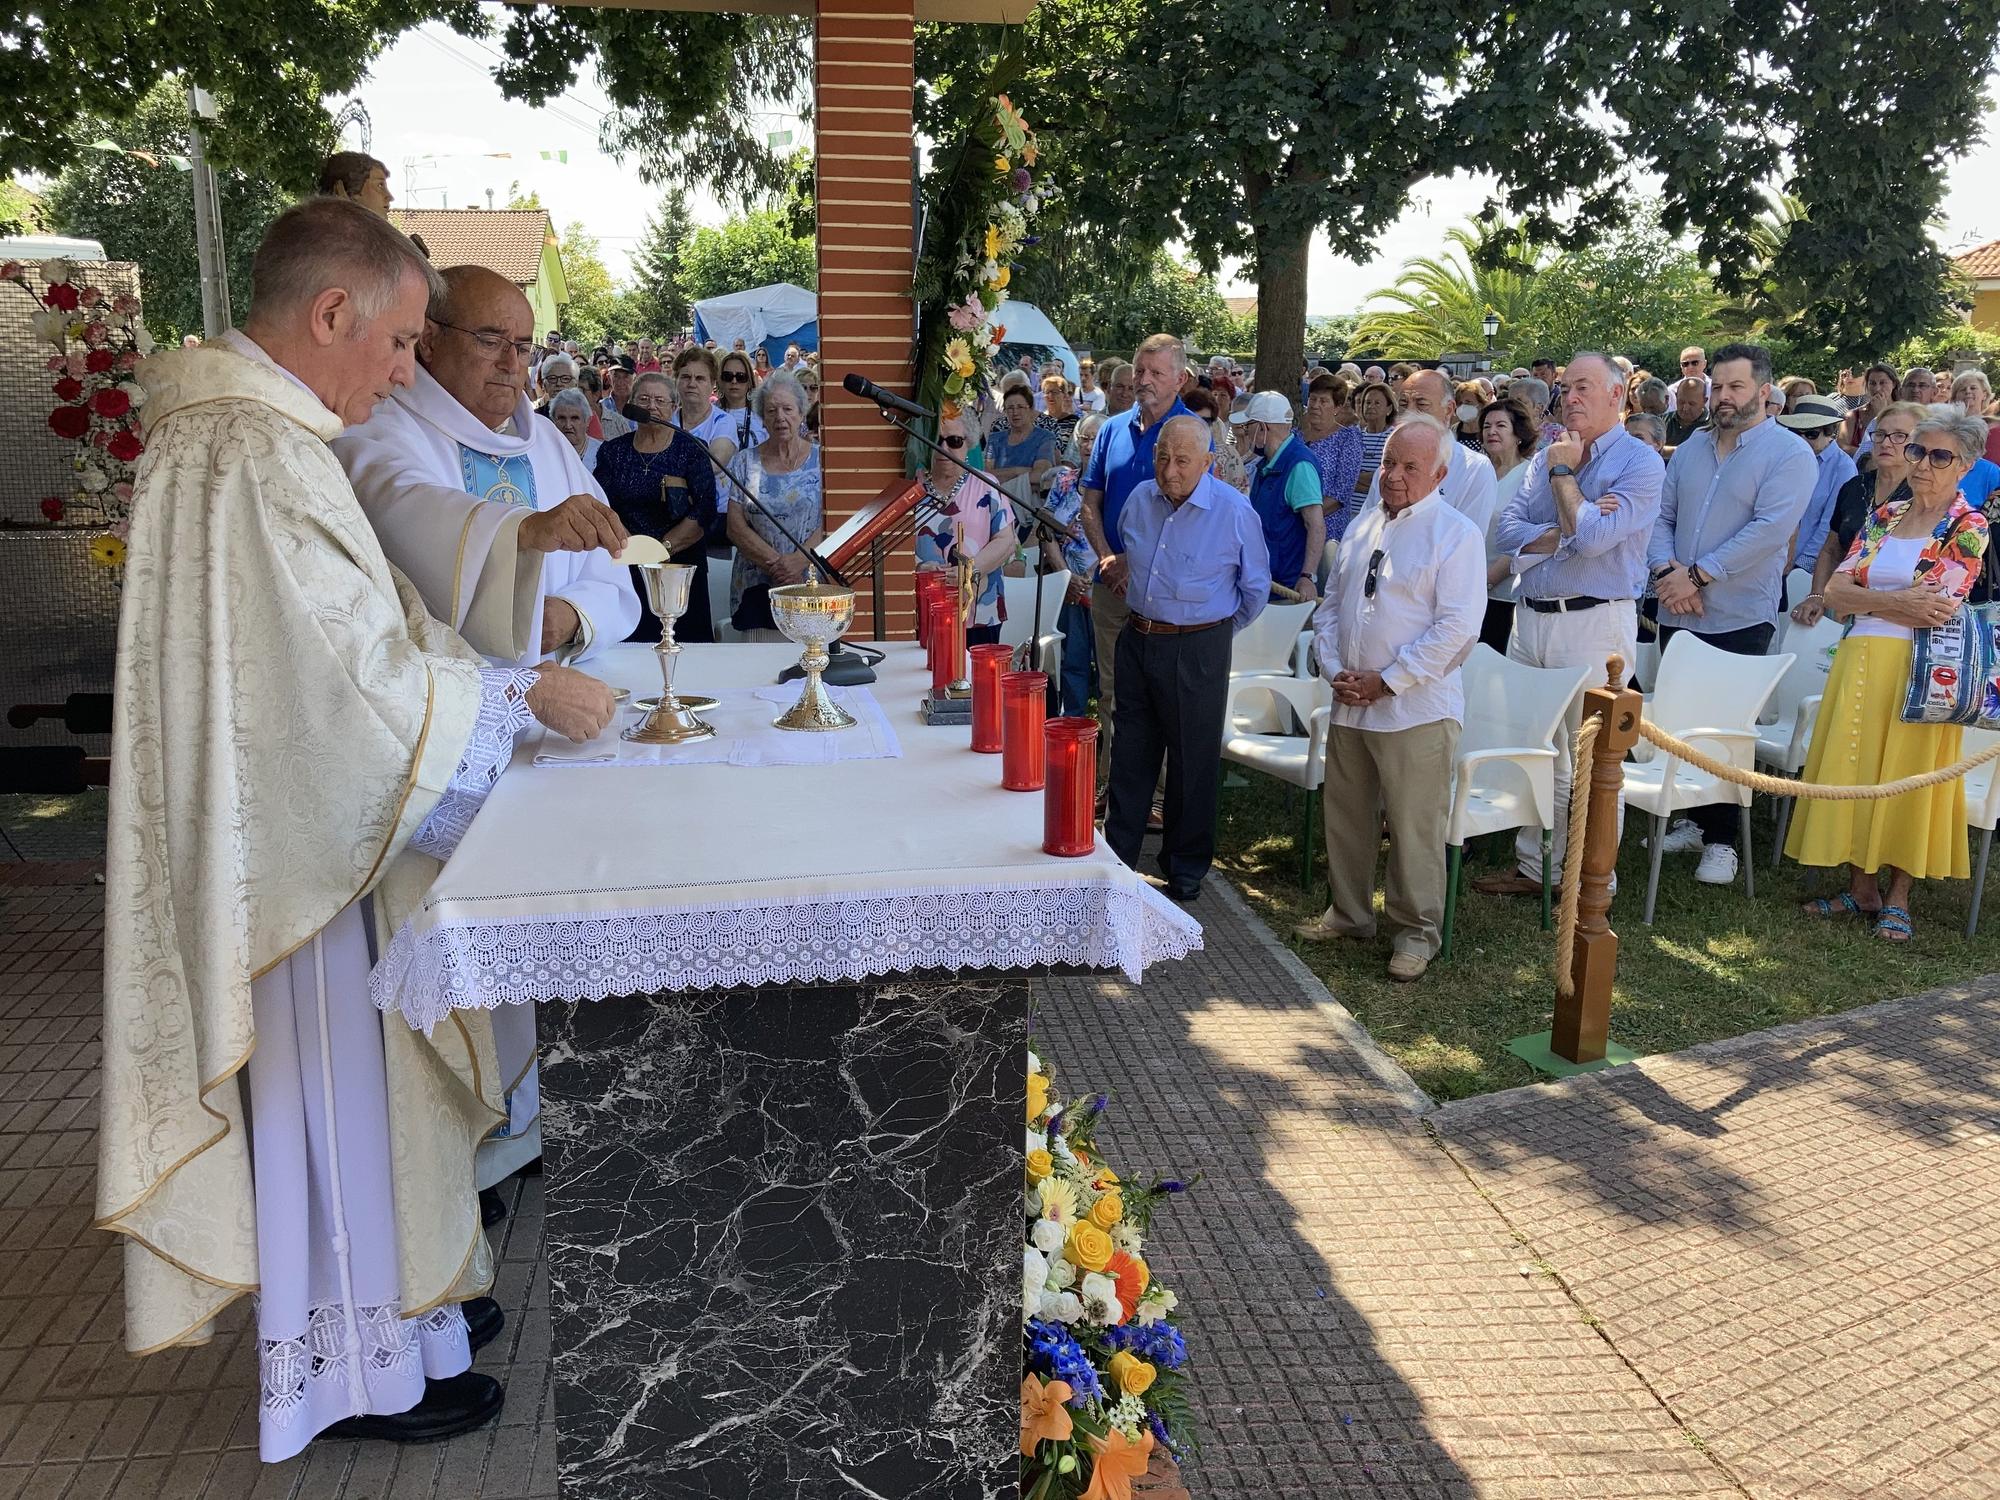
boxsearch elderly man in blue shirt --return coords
[1104,414,1271,900]
[1647,341,1818,886]
[1474,351,1665,898]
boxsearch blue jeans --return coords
[1057,596,1096,718]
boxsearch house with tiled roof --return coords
[389,208,570,339]
[1955,239,2000,333]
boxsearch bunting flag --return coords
[538,150,569,164]
[86,140,192,171]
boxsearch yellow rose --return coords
[1025,1148,1053,1184]
[1107,1350,1157,1397]
[1087,1190,1123,1231]
[1026,1072,1049,1123]
[1064,1220,1113,1273]
[995,155,1011,173]
[992,266,1011,291]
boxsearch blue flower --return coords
[1025,1318,1105,1405]
[1103,1320,1187,1371]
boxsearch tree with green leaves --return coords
[1065,249,1237,354]
[625,191,695,338]
[1350,222,1553,360]
[44,80,294,342]
[556,220,620,347]
[677,210,816,307]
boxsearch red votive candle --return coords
[968,644,1012,752]
[1043,717,1099,856]
[1001,671,1049,790]
[915,573,942,648]
[932,597,965,696]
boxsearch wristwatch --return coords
[1550,463,1576,478]
[1096,554,1122,576]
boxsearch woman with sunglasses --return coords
[1787,409,1991,942]
[1792,402,1924,629]
[913,410,1017,645]
[708,350,767,469]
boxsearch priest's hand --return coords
[519,495,630,555]
[541,597,582,655]
[524,664,617,742]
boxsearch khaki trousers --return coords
[1321,719,1459,960]
[1090,580,1132,781]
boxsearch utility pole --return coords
[186,86,232,336]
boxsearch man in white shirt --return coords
[1296,414,1484,983]
[1357,368,1498,539]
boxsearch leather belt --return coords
[1520,595,1623,614]
[1128,613,1228,637]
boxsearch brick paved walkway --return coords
[3,860,1996,1497]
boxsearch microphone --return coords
[842,372,933,422]
[622,401,666,427]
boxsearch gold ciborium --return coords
[769,569,857,731]
[623,562,716,744]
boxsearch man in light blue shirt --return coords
[1779,395,1858,577]
[1105,415,1270,901]
[1646,341,1818,882]
[1477,352,1665,896]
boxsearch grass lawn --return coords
[1212,774,1989,1102]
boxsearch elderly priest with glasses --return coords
[97,198,618,1462]
[1295,414,1485,984]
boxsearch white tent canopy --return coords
[691,282,817,355]
[987,300,1078,383]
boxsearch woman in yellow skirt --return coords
[1787,408,1992,941]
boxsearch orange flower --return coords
[1106,1250,1150,1322]
[1081,1426,1155,1500]
[1019,1373,1074,1457]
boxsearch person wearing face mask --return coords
[1452,382,1486,451]
[1232,390,1324,603]
[1356,368,1498,538]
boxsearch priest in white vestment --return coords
[333,264,638,1192]
[96,198,617,1462]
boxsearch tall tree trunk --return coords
[1253,217,1310,406]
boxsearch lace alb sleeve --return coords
[410,667,539,861]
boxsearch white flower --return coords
[1030,1217,1066,1255]
[42,257,71,285]
[1028,1049,1042,1076]
[1133,1285,1177,1325]
[1111,1222,1144,1253]
[1045,1257,1076,1291]
[119,380,146,408]
[1109,1394,1147,1440]
[1079,1272,1121,1325]
[1038,1290,1083,1324]
[134,326,155,355]
[1023,1247,1049,1316]
[75,465,108,494]
[1027,1127,1046,1157]
[1051,1134,1077,1164]
[30,309,67,345]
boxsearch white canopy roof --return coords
[986,299,1077,382]
[692,282,816,352]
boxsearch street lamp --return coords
[1482,310,1499,352]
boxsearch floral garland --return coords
[937,95,1042,423]
[1022,1048,1195,1500]
[4,256,154,569]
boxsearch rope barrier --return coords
[1553,718,1599,999]
[1632,719,2000,800]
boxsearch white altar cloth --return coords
[371,642,1203,1032]
[530,683,902,769]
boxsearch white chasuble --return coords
[335,365,639,665]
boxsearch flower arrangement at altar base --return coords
[1022,1049,1196,1500]
[937,95,1043,424]
[4,256,154,568]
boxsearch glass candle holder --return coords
[923,591,944,678]
[1001,671,1049,790]
[931,596,964,697]
[1042,717,1100,856]
[968,644,1012,752]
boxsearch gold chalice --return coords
[623,562,715,744]
[769,569,857,732]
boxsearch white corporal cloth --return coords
[532,684,902,768]
[371,643,1204,1032]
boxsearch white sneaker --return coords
[1695,843,1739,885]
[1653,819,1705,855]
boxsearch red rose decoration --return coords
[44,283,79,311]
[90,388,131,419]
[48,406,90,440]
[107,430,144,463]
[40,497,64,522]
[85,350,115,374]
[52,377,83,402]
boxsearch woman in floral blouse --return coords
[914,409,1018,645]
[1787,409,1991,942]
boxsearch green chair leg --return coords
[1442,843,1463,960]
[1541,828,1554,931]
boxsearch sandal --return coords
[1874,905,1913,943]
[1802,893,1875,919]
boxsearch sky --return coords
[353,22,2000,318]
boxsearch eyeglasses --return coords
[941,435,969,450]
[432,320,535,360]
[720,370,751,383]
[1680,358,1702,367]
[1364,548,1385,600]
[1903,442,1965,468]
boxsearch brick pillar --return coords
[815,0,918,639]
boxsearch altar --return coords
[371,640,1200,1497]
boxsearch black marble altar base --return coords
[537,975,1030,1499]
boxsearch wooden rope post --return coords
[1552,653,1641,1065]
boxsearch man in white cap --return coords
[1233,389,1324,602]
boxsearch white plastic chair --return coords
[1755,615,1843,863]
[1221,674,1332,888]
[1229,599,1314,680]
[1962,729,2000,938]
[998,571,1065,677]
[1443,646,1594,958]
[1623,632,1793,923]
[1772,568,1816,651]
[706,561,738,642]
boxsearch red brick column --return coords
[815,0,918,638]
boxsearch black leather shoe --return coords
[479,1186,506,1227]
[1164,882,1201,903]
[319,1372,504,1444]
[464,1296,504,1354]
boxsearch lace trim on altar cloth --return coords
[371,881,1205,1034]
[259,1301,465,1431]
[411,668,541,861]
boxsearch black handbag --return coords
[732,583,775,633]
